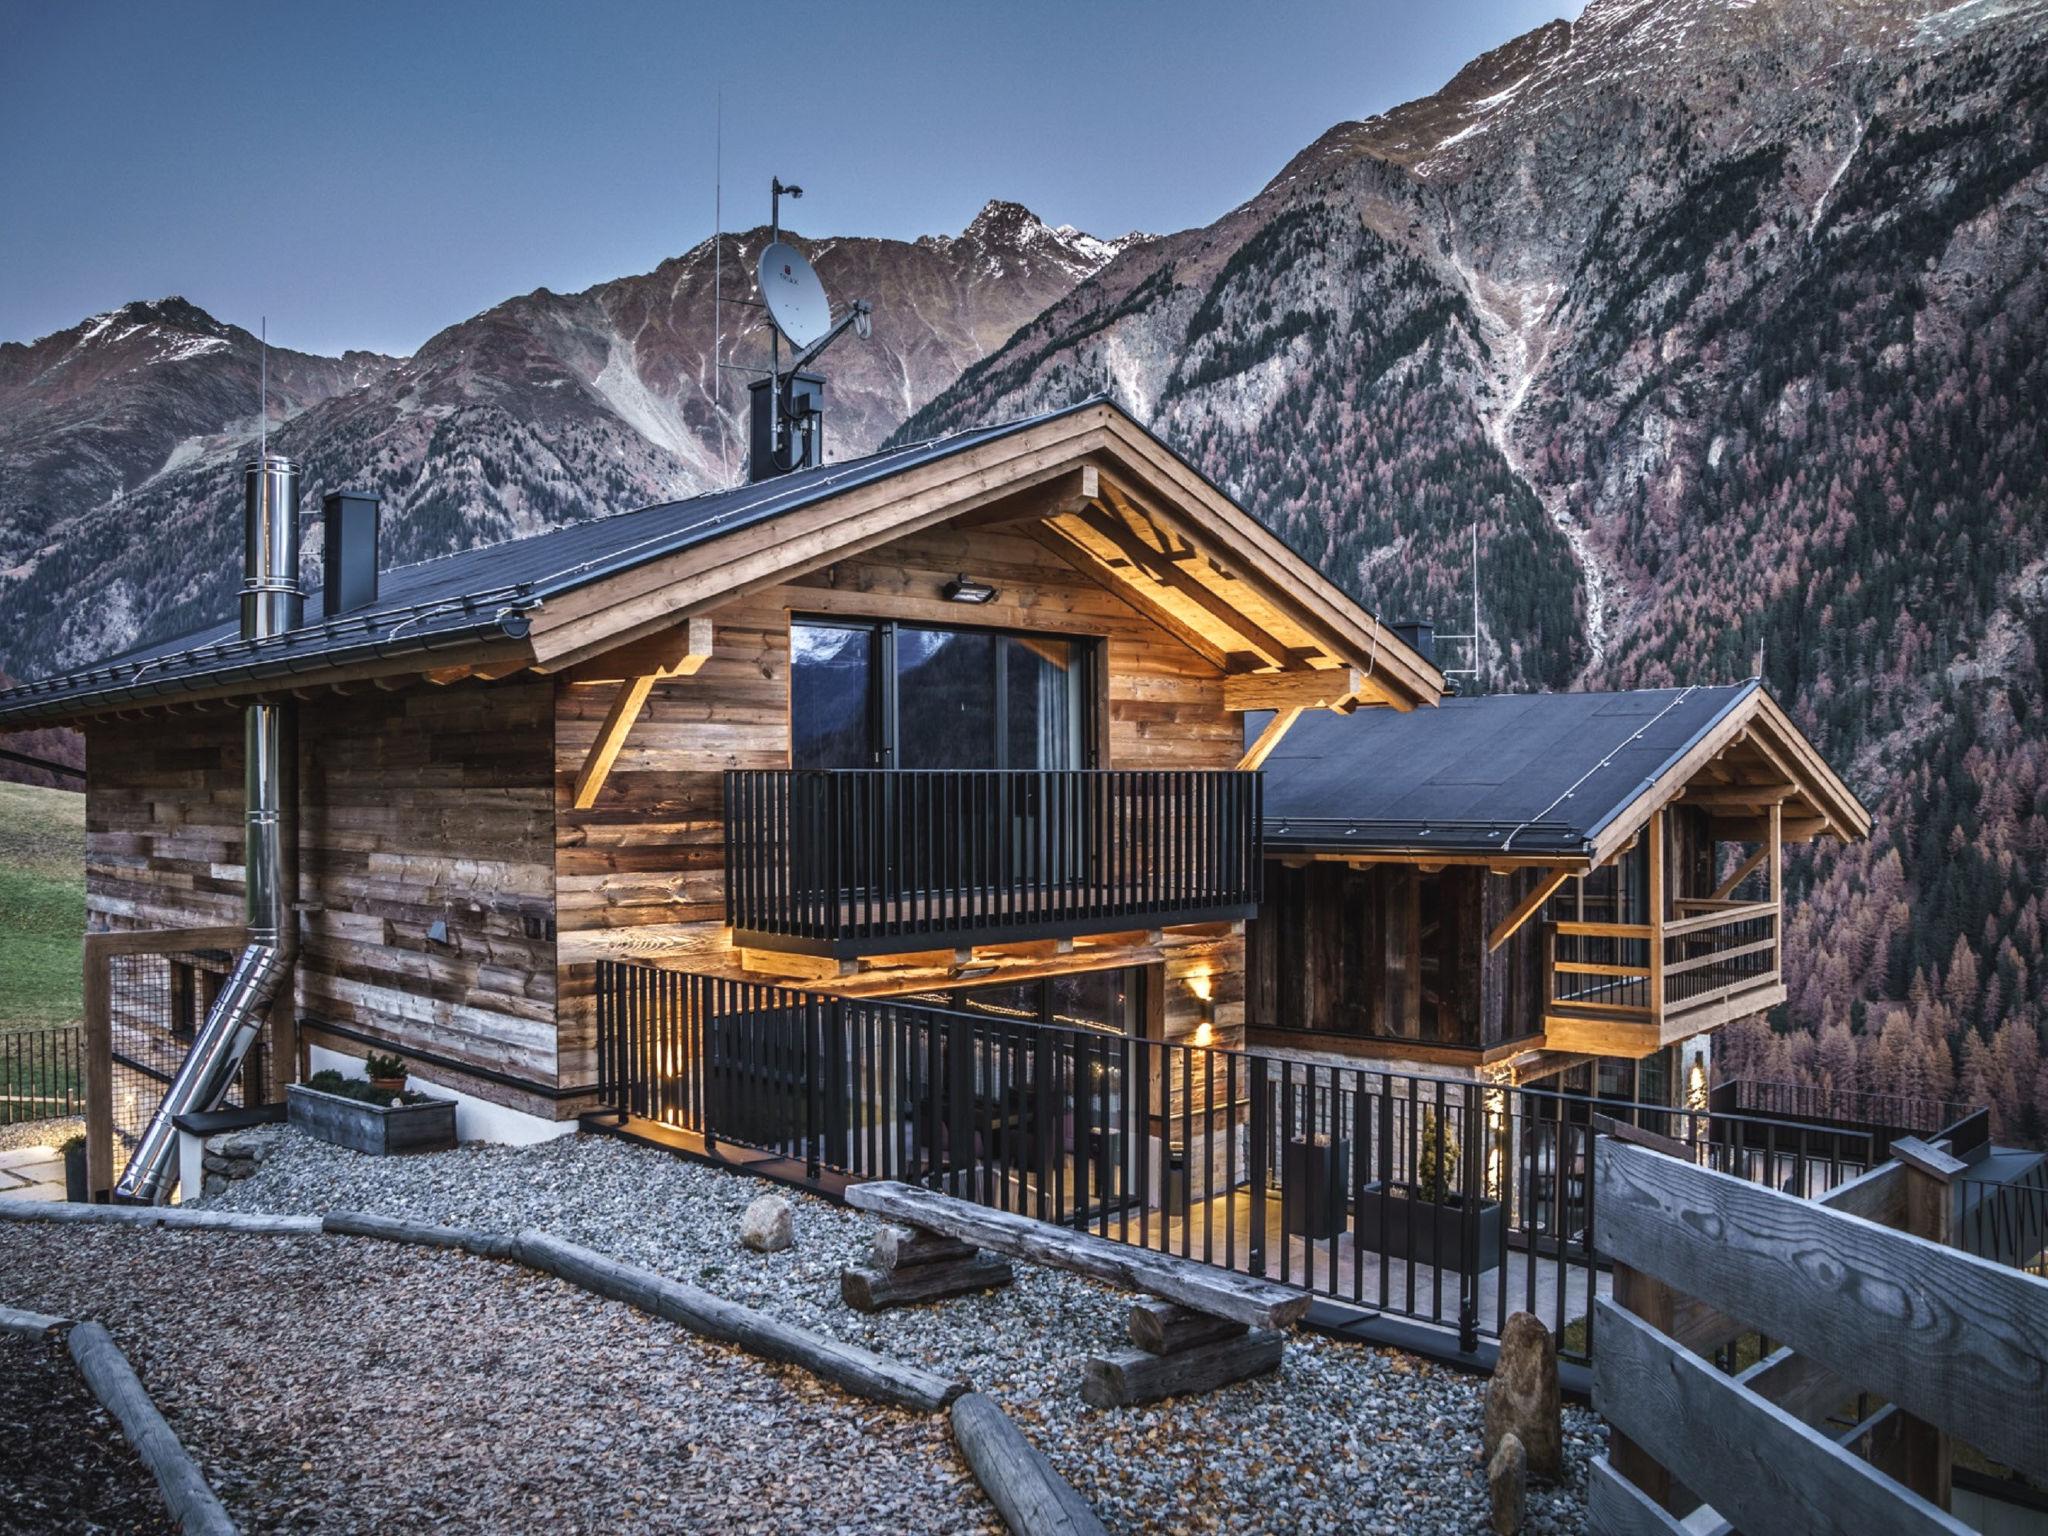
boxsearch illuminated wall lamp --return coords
[943,574,1000,604]
[1187,972,1216,1046]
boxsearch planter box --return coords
[1356,1181,1504,1272]
[287,1083,456,1156]
[65,1142,88,1202]
[1282,1136,1351,1240]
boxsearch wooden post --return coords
[1767,799,1783,985]
[1646,809,1666,1017]
[82,936,112,1202]
[1607,1260,1680,1511]
[1895,1138,1964,1511]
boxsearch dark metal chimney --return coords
[322,490,382,615]
[1390,619,1436,667]
[748,372,825,482]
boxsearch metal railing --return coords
[0,1026,83,1126]
[597,960,1879,1360]
[723,768,1262,955]
[1713,1078,1974,1141]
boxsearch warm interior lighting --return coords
[943,574,999,604]
[1186,970,1216,1042]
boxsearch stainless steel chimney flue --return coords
[116,456,302,1203]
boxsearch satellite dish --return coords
[757,240,831,350]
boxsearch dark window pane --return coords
[1049,968,1135,1035]
[790,622,874,770]
[897,628,997,768]
[1003,635,1079,769]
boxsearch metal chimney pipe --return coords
[117,456,301,1203]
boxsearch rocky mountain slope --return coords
[0,202,1138,677]
[897,0,2048,1134]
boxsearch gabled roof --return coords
[1260,681,1870,866]
[0,399,1441,724]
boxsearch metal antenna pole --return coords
[713,87,726,483]
[769,179,782,467]
[1472,522,1481,688]
[259,315,267,462]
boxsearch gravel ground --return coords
[0,1116,82,1154]
[0,1331,176,1534]
[0,1223,993,1535]
[198,1128,1601,1533]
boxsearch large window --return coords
[791,618,1091,771]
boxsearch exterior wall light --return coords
[943,574,1000,604]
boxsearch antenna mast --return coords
[258,315,267,462]
[713,87,727,483]
[1436,523,1484,687]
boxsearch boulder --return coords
[1484,1311,1560,1482]
[1487,1431,1526,1535]
[740,1194,794,1253]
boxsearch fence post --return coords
[1248,1054,1268,1277]
[1608,1257,1683,1512]
[1459,1080,1482,1354]
[82,936,113,1203]
[1896,1140,1963,1510]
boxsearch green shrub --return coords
[1415,1108,1461,1204]
[363,1052,406,1081]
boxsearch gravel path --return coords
[198,1128,1600,1533]
[0,1222,993,1534]
[0,1331,176,1534]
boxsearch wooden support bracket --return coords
[572,675,656,810]
[1487,868,1573,953]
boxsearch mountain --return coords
[0,202,1141,677]
[896,0,2048,1136]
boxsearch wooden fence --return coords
[1588,1125,2048,1534]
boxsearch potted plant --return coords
[364,1051,408,1093]
[1356,1108,1505,1272]
[288,1067,456,1155]
[60,1131,88,1203]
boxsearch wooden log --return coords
[0,1303,70,1339]
[511,1229,967,1412]
[950,1391,1108,1536]
[1127,1299,1247,1356]
[846,1183,1309,1330]
[871,1223,978,1271]
[321,1210,519,1261]
[842,1254,1015,1313]
[1079,1329,1285,1408]
[1594,1137,2048,1483]
[0,1201,322,1237]
[68,1321,238,1536]
[1591,1301,1970,1536]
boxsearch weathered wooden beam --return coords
[512,1229,967,1412]
[841,1253,1015,1311]
[571,674,656,810]
[1594,1138,2048,1481]
[1127,1299,1247,1355]
[1070,502,1296,667]
[1487,868,1573,953]
[870,1225,977,1271]
[1236,706,1303,771]
[559,616,714,684]
[1592,1300,1970,1536]
[1586,1455,1695,1536]
[1678,783,1797,808]
[950,1392,1109,1536]
[844,1182,1310,1329]
[68,1322,238,1536]
[0,1303,70,1339]
[1081,1330,1285,1407]
[1220,668,1365,713]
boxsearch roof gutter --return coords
[1262,817,1595,861]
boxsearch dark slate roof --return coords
[0,403,1094,725]
[1258,682,1760,858]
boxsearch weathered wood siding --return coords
[86,680,561,1116]
[554,523,1248,1094]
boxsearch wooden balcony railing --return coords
[1545,900,1781,1034]
[723,768,1262,956]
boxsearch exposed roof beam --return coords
[1068,501,1298,668]
[1031,525,1234,670]
[1222,669,1366,713]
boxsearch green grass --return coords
[0,782,85,1032]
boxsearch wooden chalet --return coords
[1247,679,1871,1102]
[0,399,1441,1148]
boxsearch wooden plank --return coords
[1487,868,1572,953]
[844,1182,1309,1329]
[841,1254,1015,1311]
[1220,669,1365,713]
[1128,1299,1249,1355]
[571,674,656,810]
[1586,1456,1696,1536]
[1594,1301,1970,1536]
[561,616,714,683]
[1708,845,1771,901]
[1678,783,1797,808]
[950,1392,1109,1536]
[1080,1330,1285,1408]
[1069,502,1296,667]
[1890,1137,1967,1184]
[1594,1138,2048,1480]
[1735,1347,1856,1428]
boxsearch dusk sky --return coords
[3,2,1582,359]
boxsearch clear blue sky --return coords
[2,1,1580,358]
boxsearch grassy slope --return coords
[0,782,84,1030]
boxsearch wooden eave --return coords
[518,404,1443,708]
[1584,686,1870,867]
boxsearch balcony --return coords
[1543,899,1783,1054]
[724,768,1262,957]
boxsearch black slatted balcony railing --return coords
[724,768,1263,955]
